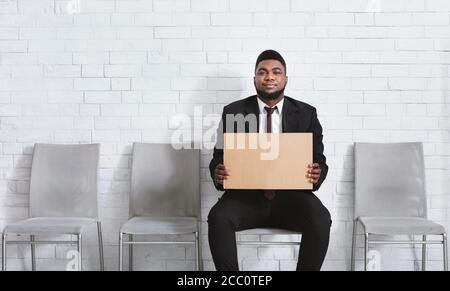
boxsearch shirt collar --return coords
[257,96,284,115]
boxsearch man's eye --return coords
[274,71,281,75]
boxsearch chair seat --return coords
[3,217,96,235]
[237,228,301,235]
[359,217,446,235]
[120,217,198,235]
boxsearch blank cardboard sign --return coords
[223,133,312,190]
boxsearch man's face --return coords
[254,59,288,99]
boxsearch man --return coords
[208,50,331,271]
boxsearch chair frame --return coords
[351,220,448,271]
[236,229,301,246]
[2,222,104,271]
[236,228,301,270]
[119,227,202,271]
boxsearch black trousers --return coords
[207,190,332,271]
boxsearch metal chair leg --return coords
[422,235,426,271]
[129,234,133,271]
[197,222,203,271]
[31,235,36,271]
[198,233,203,271]
[119,232,123,271]
[97,222,104,271]
[77,234,82,271]
[351,220,357,271]
[364,233,369,271]
[444,233,448,271]
[2,234,6,271]
[195,232,200,271]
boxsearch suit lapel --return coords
[244,96,260,133]
[282,97,300,133]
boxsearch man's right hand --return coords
[214,164,229,185]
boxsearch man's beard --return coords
[255,84,286,101]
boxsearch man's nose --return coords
[265,73,275,81]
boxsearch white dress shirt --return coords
[257,97,284,133]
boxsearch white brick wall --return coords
[0,0,449,271]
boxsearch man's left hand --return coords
[307,163,321,184]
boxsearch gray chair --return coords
[351,142,448,271]
[119,143,202,271]
[1,143,104,271]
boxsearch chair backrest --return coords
[354,142,427,219]
[130,143,200,218]
[29,143,100,218]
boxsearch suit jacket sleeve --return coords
[310,107,328,191]
[209,110,225,191]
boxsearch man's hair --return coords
[255,49,286,73]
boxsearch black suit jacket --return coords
[209,95,328,193]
